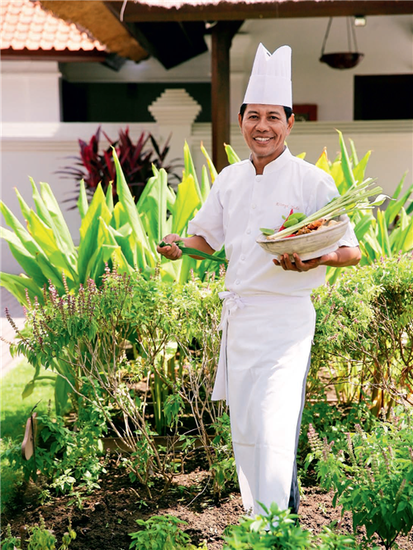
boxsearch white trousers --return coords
[215,293,315,516]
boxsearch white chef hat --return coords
[243,43,292,108]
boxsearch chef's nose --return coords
[256,116,270,131]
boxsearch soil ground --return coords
[3,453,413,550]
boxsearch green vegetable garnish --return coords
[159,241,227,263]
[260,228,275,236]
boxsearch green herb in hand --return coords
[159,241,227,263]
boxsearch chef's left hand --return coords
[273,252,329,272]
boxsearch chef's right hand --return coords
[157,234,183,260]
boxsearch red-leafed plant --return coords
[58,126,180,205]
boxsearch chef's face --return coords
[238,104,294,171]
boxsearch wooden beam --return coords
[107,0,413,22]
[211,21,243,172]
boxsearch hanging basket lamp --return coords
[319,17,364,70]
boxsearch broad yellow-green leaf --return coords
[352,150,371,188]
[86,243,119,282]
[224,143,241,164]
[337,129,356,189]
[385,181,413,226]
[353,213,375,242]
[34,253,66,294]
[183,141,202,200]
[105,182,114,212]
[39,181,77,258]
[110,247,135,276]
[112,201,128,230]
[200,166,211,203]
[137,169,168,248]
[0,201,50,261]
[171,173,201,236]
[0,227,48,287]
[77,180,89,219]
[78,184,112,282]
[329,161,346,195]
[109,224,135,267]
[0,272,45,305]
[29,178,53,227]
[315,148,331,175]
[389,209,413,253]
[200,142,218,183]
[391,171,407,200]
[376,210,392,257]
[27,210,76,281]
[14,188,32,221]
[349,138,359,165]
[113,149,154,267]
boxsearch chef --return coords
[157,43,361,516]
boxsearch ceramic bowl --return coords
[256,218,348,262]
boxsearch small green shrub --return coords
[300,400,376,473]
[311,254,413,414]
[128,514,191,550]
[0,438,26,515]
[308,407,413,549]
[4,400,107,499]
[2,516,76,550]
[223,502,360,549]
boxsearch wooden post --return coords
[211,21,243,172]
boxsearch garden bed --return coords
[3,455,413,550]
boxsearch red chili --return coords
[278,208,294,232]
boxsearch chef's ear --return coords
[287,113,295,131]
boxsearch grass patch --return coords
[1,360,56,440]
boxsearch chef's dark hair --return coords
[239,103,293,122]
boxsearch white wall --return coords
[1,61,61,122]
[242,15,413,122]
[61,14,413,123]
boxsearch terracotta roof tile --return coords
[0,0,106,53]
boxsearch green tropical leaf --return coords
[200,142,218,183]
[200,165,211,203]
[77,180,89,219]
[0,227,48,287]
[78,184,112,282]
[113,148,154,268]
[27,210,77,282]
[224,143,241,164]
[183,141,202,200]
[315,148,332,175]
[14,188,32,221]
[39,181,77,257]
[385,181,413,226]
[352,150,371,187]
[0,272,45,305]
[337,130,356,190]
[137,169,168,248]
[171,173,201,236]
[105,181,114,212]
[349,138,359,166]
[376,210,392,257]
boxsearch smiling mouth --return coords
[254,137,272,143]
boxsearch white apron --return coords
[213,291,315,515]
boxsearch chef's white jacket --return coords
[188,147,358,296]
